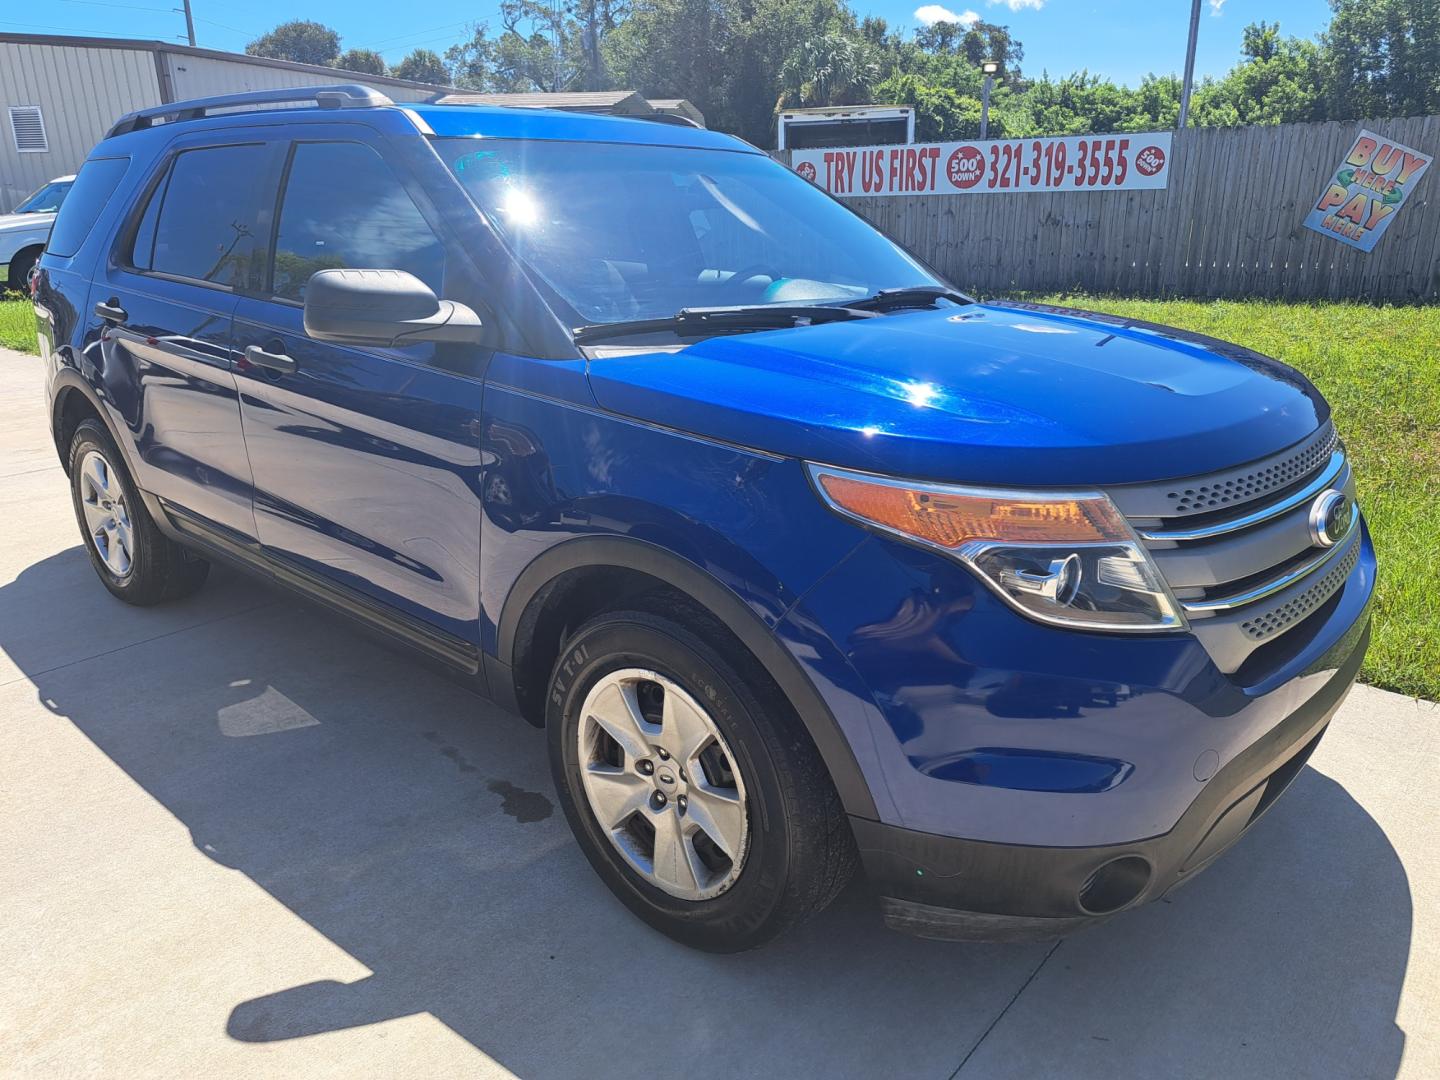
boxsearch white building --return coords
[0,33,454,212]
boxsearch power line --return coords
[380,33,486,58]
[358,20,475,50]
[369,16,504,58]
[1,20,158,35]
[194,16,258,38]
[56,0,173,11]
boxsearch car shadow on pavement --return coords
[4,548,1412,1079]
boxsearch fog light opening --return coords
[1078,855,1152,915]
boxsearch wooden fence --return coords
[777,115,1440,302]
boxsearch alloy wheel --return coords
[78,449,135,579]
[577,668,750,900]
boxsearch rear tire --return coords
[68,419,209,605]
[547,608,855,952]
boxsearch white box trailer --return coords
[775,104,915,151]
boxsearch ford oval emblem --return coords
[1308,489,1353,548]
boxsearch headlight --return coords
[807,463,1186,632]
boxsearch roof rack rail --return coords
[106,84,393,139]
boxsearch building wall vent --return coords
[9,106,49,153]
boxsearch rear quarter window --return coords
[45,157,130,258]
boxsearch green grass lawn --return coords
[0,292,37,353]
[1030,296,1438,700]
[2,291,1434,695]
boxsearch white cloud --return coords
[914,5,981,26]
[1209,0,1226,14]
[989,0,1045,10]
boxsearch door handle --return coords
[94,299,128,323]
[244,344,297,374]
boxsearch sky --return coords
[5,0,1333,88]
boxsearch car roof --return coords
[407,103,757,153]
[95,86,758,156]
[98,102,756,157]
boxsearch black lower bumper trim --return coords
[879,897,1102,943]
[859,616,1369,941]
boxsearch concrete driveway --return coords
[1,346,1436,1078]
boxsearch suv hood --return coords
[584,301,1328,487]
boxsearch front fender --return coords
[494,532,880,820]
[479,370,890,818]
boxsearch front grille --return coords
[1163,426,1338,515]
[1107,423,1361,673]
[1239,542,1360,641]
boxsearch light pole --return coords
[1178,0,1201,129]
[980,60,1000,140]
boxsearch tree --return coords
[1193,24,1324,126]
[776,30,877,108]
[875,73,993,140]
[245,20,341,66]
[336,48,387,76]
[572,0,630,90]
[284,0,1435,146]
[1243,21,1283,63]
[606,0,742,130]
[914,19,1022,78]
[740,0,878,140]
[394,49,450,85]
[1323,0,1440,119]
[457,0,590,93]
[445,27,496,90]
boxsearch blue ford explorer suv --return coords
[34,86,1374,952]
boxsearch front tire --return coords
[7,246,40,293]
[547,609,855,952]
[68,419,209,605]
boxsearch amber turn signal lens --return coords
[814,471,1131,547]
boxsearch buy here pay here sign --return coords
[791,132,1173,196]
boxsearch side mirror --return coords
[302,268,485,347]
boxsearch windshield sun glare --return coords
[443,138,939,331]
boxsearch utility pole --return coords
[176,0,196,46]
[1178,0,1201,129]
[979,60,1000,140]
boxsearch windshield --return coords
[442,138,939,327]
[15,180,71,214]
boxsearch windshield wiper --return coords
[847,285,973,312]
[573,303,878,345]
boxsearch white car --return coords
[2,175,73,289]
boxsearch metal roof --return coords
[0,32,461,94]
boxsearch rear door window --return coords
[46,157,129,258]
[130,143,269,287]
[270,141,445,302]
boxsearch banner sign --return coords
[1303,129,1431,252]
[791,132,1172,197]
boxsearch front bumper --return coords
[853,612,1368,940]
